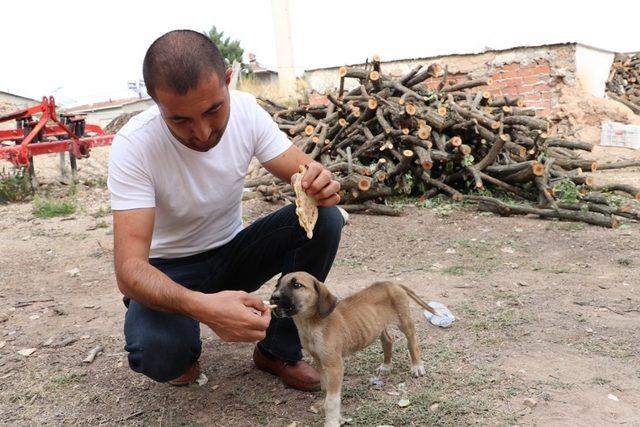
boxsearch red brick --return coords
[521,75,547,85]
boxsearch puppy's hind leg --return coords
[376,328,393,375]
[398,310,426,378]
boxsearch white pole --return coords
[271,0,296,97]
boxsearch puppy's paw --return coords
[411,363,426,377]
[324,417,340,427]
[376,363,392,375]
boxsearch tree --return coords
[204,26,245,70]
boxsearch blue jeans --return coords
[123,204,343,382]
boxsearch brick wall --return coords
[307,60,556,116]
[420,60,554,116]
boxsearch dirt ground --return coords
[1,147,640,426]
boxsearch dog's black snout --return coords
[270,294,281,305]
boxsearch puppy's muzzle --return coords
[269,292,298,318]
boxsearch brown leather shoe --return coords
[253,346,320,391]
[168,361,200,386]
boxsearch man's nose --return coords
[192,121,211,142]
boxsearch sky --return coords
[1,0,638,106]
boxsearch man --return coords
[108,29,343,391]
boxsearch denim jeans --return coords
[122,204,343,382]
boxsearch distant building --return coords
[64,97,155,128]
[0,91,40,129]
[248,53,279,86]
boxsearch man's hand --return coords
[298,161,341,206]
[190,291,271,342]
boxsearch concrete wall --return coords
[575,44,615,98]
[304,44,579,116]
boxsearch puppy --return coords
[270,271,436,427]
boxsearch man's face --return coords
[155,70,232,152]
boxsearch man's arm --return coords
[262,145,341,206]
[113,208,270,342]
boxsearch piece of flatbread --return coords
[293,165,318,239]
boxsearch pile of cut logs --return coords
[606,53,640,114]
[248,56,640,227]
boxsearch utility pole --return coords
[271,0,296,96]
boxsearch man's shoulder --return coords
[230,90,262,118]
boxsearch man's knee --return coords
[124,303,201,383]
[314,206,344,245]
[126,331,201,383]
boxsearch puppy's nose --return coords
[270,294,281,305]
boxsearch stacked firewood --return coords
[606,53,640,114]
[248,57,640,227]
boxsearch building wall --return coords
[0,94,40,130]
[78,99,155,128]
[575,45,615,98]
[0,93,39,111]
[304,44,579,116]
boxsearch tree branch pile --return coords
[248,59,640,227]
[606,53,640,115]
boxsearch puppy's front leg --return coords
[322,358,344,427]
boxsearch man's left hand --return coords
[299,161,341,207]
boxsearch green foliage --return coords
[204,25,247,73]
[552,179,580,203]
[0,169,32,204]
[32,196,77,218]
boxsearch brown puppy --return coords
[270,271,436,427]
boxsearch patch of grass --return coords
[460,300,531,334]
[83,176,108,188]
[95,220,109,229]
[443,266,465,276]
[49,371,84,388]
[0,169,33,204]
[617,257,632,267]
[334,258,363,268]
[32,196,77,218]
[448,239,499,274]
[546,222,586,232]
[578,337,636,358]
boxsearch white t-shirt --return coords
[107,90,291,259]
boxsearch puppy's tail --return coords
[399,284,436,315]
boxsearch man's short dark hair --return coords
[143,29,227,99]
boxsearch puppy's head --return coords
[269,271,338,319]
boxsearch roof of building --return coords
[0,91,40,103]
[65,96,152,113]
[304,42,618,72]
[248,53,277,75]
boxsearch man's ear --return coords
[224,68,233,86]
[314,278,338,318]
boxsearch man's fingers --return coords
[313,180,341,201]
[316,193,341,207]
[307,170,333,196]
[302,162,322,189]
[245,309,271,330]
[243,294,268,313]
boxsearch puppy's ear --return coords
[314,279,338,318]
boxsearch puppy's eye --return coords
[292,282,303,289]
